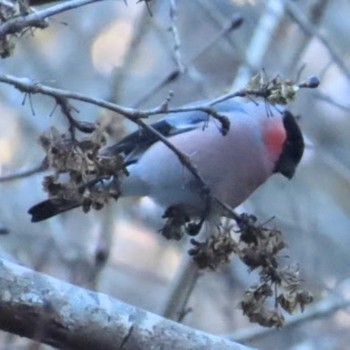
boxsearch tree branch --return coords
[134,13,244,107]
[0,257,255,350]
[168,0,184,73]
[0,0,111,38]
[0,161,47,182]
[161,237,202,321]
[285,0,350,82]
[231,0,285,89]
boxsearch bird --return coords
[28,98,304,223]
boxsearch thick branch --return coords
[0,258,254,350]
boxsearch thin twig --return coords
[161,244,201,321]
[0,0,110,38]
[134,13,243,107]
[0,162,47,182]
[284,0,331,74]
[311,90,350,113]
[285,0,350,82]
[137,0,153,16]
[168,0,184,73]
[30,0,73,5]
[54,96,96,136]
[0,74,142,117]
[109,2,153,103]
[90,202,116,290]
[231,0,285,90]
[193,0,242,52]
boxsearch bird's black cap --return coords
[274,110,304,179]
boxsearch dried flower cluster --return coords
[161,211,313,328]
[243,72,320,107]
[39,126,125,213]
[160,205,204,240]
[247,73,300,105]
[189,231,237,269]
[237,215,313,327]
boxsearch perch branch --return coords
[0,257,255,350]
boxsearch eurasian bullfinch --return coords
[28,98,304,222]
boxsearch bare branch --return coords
[284,0,331,74]
[54,95,96,137]
[168,0,184,73]
[0,74,144,117]
[134,13,244,107]
[0,257,255,350]
[161,238,202,321]
[232,0,285,90]
[285,0,350,82]
[137,0,153,16]
[0,0,110,38]
[310,89,350,113]
[109,3,153,103]
[0,161,47,182]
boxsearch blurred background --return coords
[1,0,350,349]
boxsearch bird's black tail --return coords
[28,198,81,222]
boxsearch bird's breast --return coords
[123,118,276,213]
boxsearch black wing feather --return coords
[28,198,81,222]
[102,112,204,160]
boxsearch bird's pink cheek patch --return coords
[263,122,287,158]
